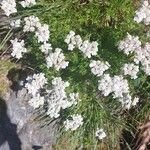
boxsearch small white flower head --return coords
[79,40,99,58]
[112,75,129,98]
[95,128,106,140]
[118,33,141,55]
[46,77,77,119]
[132,97,139,106]
[20,0,36,8]
[134,1,150,25]
[40,42,52,54]
[10,38,27,59]
[10,19,21,28]
[35,24,50,43]
[28,93,44,109]
[64,114,83,131]
[25,73,47,96]
[98,74,113,96]
[65,31,82,51]
[69,92,79,106]
[46,48,69,71]
[23,16,41,32]
[90,60,110,77]
[1,0,17,16]
[134,42,150,75]
[119,93,132,110]
[122,63,139,79]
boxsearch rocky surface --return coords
[0,88,56,150]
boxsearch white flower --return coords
[23,16,41,32]
[95,128,106,140]
[35,24,50,43]
[79,40,99,58]
[20,0,36,8]
[90,60,110,77]
[118,33,141,55]
[64,114,83,131]
[68,92,79,106]
[25,73,47,96]
[10,38,27,59]
[46,77,78,118]
[122,63,139,79]
[98,74,133,108]
[1,0,17,16]
[40,42,52,54]
[65,31,82,51]
[98,74,113,96]
[10,19,21,28]
[28,93,44,109]
[46,48,69,71]
[134,43,150,75]
[132,97,139,106]
[134,1,150,25]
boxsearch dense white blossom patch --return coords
[122,63,139,79]
[20,0,36,8]
[98,74,133,108]
[23,16,41,32]
[25,73,47,97]
[118,33,141,55]
[40,42,52,54]
[134,43,150,75]
[79,40,99,58]
[35,24,50,43]
[10,19,21,28]
[64,114,83,131]
[10,38,27,59]
[1,0,17,16]
[134,1,150,25]
[65,31,82,51]
[28,93,44,109]
[89,60,110,77]
[46,77,79,118]
[46,48,69,71]
[95,128,106,140]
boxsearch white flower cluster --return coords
[1,0,17,16]
[65,31,99,58]
[25,73,47,109]
[40,43,52,54]
[28,93,44,109]
[10,19,21,28]
[122,63,139,79]
[10,38,27,59]
[46,77,79,118]
[134,1,150,25]
[23,16,41,32]
[20,0,36,8]
[89,60,110,77]
[118,33,141,55]
[23,16,50,42]
[119,34,150,75]
[64,114,83,131]
[25,73,47,96]
[134,43,150,75]
[95,128,106,140]
[46,48,69,71]
[79,40,99,58]
[35,24,50,43]
[65,31,82,51]
[98,74,133,108]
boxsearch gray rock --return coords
[0,89,57,150]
